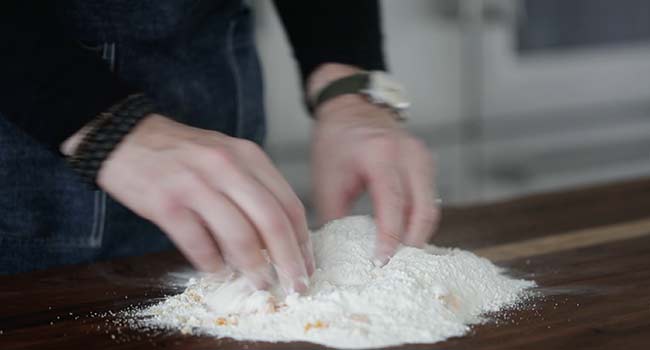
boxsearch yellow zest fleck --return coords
[349,313,370,324]
[304,320,328,332]
[258,302,275,314]
[262,296,279,314]
[187,291,202,303]
[215,317,227,326]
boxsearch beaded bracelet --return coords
[66,93,156,185]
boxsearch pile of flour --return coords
[136,216,535,348]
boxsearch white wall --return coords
[251,0,650,207]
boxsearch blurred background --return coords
[253,0,650,215]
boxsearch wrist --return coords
[308,66,409,124]
[64,93,157,184]
[61,125,93,156]
[308,64,383,120]
[314,94,400,129]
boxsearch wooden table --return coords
[3,178,650,349]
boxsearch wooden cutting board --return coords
[2,178,650,350]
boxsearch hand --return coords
[93,114,314,293]
[311,95,440,265]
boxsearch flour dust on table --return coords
[133,216,536,349]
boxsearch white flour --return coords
[136,216,535,348]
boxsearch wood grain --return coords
[2,177,650,350]
[475,217,650,262]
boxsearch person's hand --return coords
[309,67,440,265]
[94,114,314,293]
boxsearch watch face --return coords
[365,71,411,110]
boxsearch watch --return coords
[310,71,410,121]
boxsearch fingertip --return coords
[373,232,400,266]
[274,262,310,295]
[401,236,428,249]
[301,240,316,276]
[293,275,310,295]
[242,264,276,291]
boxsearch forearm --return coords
[273,0,386,82]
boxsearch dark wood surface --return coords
[2,178,650,349]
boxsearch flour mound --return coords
[137,216,535,348]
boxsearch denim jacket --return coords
[0,0,384,274]
[0,0,264,274]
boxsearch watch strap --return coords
[312,73,370,111]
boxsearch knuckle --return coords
[203,147,238,168]
[235,138,262,155]
[233,253,266,270]
[139,166,164,185]
[263,216,292,239]
[286,199,307,223]
[174,170,203,193]
[227,233,259,252]
[163,170,206,205]
[155,191,185,220]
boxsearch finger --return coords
[190,154,308,294]
[224,175,308,293]
[401,144,440,247]
[186,182,274,290]
[244,150,316,276]
[363,160,407,266]
[154,204,227,274]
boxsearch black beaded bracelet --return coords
[66,93,156,185]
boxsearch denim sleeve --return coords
[0,2,134,153]
[272,0,387,82]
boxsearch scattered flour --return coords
[135,216,536,348]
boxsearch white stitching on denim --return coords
[225,20,244,135]
[109,43,116,72]
[88,191,106,247]
[89,190,101,246]
[90,191,107,247]
[102,42,108,61]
